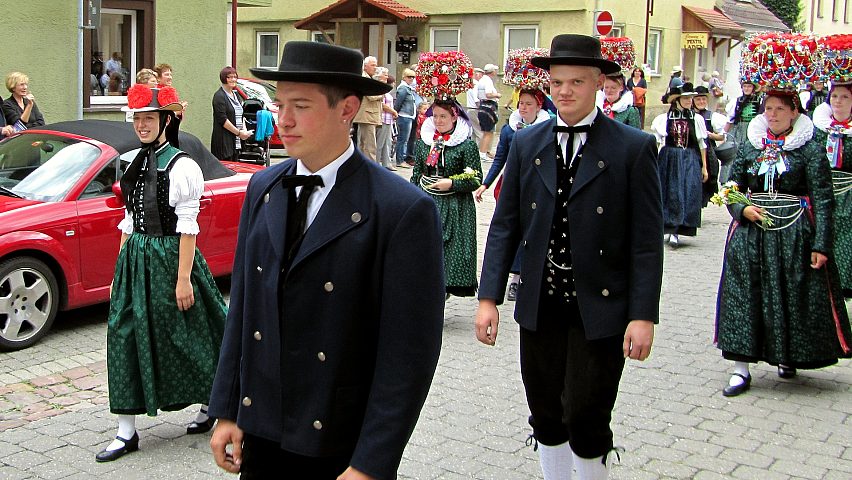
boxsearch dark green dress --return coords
[411,120,482,297]
[812,106,852,296]
[108,144,227,415]
[613,106,641,129]
[716,118,852,368]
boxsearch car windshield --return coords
[0,134,102,201]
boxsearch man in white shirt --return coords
[477,63,502,160]
[466,67,484,145]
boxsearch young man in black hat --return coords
[476,34,663,479]
[208,41,445,480]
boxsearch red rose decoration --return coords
[126,84,154,109]
[438,74,449,85]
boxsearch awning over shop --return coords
[294,0,427,30]
[682,5,745,39]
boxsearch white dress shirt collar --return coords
[556,107,598,163]
[294,141,354,230]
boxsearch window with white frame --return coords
[89,8,138,105]
[607,26,624,38]
[430,27,460,52]
[257,32,279,69]
[646,29,662,74]
[312,31,335,44]
[504,25,538,60]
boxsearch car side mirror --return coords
[108,181,124,208]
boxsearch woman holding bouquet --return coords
[411,51,482,297]
[651,83,709,248]
[716,34,852,397]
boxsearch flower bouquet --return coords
[710,181,774,228]
[449,167,480,182]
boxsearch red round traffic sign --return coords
[595,10,614,36]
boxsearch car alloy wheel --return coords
[0,257,59,351]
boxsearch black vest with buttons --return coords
[128,144,187,236]
[542,134,585,309]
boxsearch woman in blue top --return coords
[474,88,551,300]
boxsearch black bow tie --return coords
[553,124,592,134]
[280,174,324,191]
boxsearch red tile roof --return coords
[683,5,746,37]
[295,0,426,29]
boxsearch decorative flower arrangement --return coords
[449,167,481,182]
[600,37,636,73]
[818,34,852,84]
[126,84,154,109]
[414,51,474,100]
[740,32,822,90]
[503,47,551,89]
[710,181,774,229]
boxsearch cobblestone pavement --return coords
[1,164,850,479]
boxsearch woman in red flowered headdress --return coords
[96,84,227,462]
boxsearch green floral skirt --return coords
[716,194,852,369]
[107,233,227,415]
[832,170,852,295]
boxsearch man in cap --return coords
[466,67,485,146]
[208,41,445,479]
[477,63,502,160]
[476,34,663,479]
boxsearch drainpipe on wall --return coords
[232,1,238,68]
[78,0,84,119]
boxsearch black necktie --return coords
[553,124,591,165]
[280,174,324,261]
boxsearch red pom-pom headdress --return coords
[414,51,475,101]
[740,32,822,91]
[818,34,852,85]
[122,84,184,112]
[599,37,636,73]
[503,48,550,90]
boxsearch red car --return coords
[0,120,263,350]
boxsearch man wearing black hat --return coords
[208,41,445,479]
[476,34,663,479]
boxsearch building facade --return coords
[801,0,852,34]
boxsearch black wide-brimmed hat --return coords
[693,85,711,97]
[531,34,620,75]
[250,41,391,96]
[665,82,697,103]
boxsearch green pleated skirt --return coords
[716,193,852,369]
[107,233,227,415]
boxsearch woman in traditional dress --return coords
[411,98,482,298]
[724,80,763,147]
[474,88,550,300]
[716,90,852,396]
[600,74,640,128]
[651,83,709,247]
[693,85,729,206]
[96,85,227,462]
[813,83,852,297]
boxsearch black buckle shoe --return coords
[722,372,751,397]
[777,365,797,379]
[507,283,519,301]
[186,417,216,435]
[95,432,139,462]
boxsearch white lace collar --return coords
[508,109,551,132]
[420,117,472,147]
[596,90,634,113]
[747,113,814,150]
[812,102,852,134]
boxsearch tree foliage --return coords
[760,0,801,30]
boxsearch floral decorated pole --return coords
[503,47,550,89]
[413,50,474,101]
[599,37,636,74]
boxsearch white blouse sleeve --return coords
[694,117,708,150]
[168,156,204,235]
[117,209,134,234]
[650,114,668,146]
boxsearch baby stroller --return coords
[239,98,273,166]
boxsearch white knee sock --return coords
[539,441,573,479]
[193,404,209,424]
[510,274,520,285]
[730,361,750,386]
[572,451,611,480]
[106,415,136,451]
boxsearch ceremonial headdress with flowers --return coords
[503,47,551,90]
[599,37,636,74]
[414,50,474,101]
[740,32,822,91]
[818,34,852,85]
[122,84,184,112]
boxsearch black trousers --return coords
[239,434,351,479]
[519,299,626,458]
